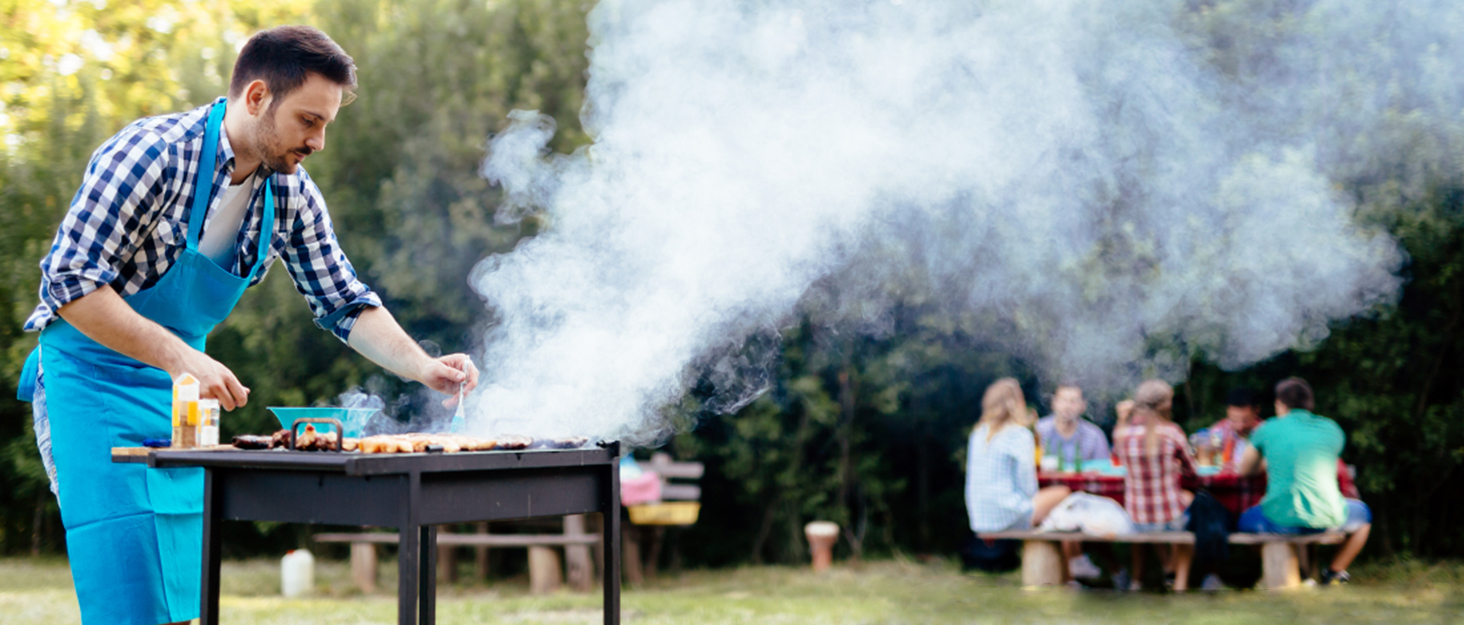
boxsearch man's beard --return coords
[253,111,307,174]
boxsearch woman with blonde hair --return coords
[965,378,1071,534]
[1113,379,1200,591]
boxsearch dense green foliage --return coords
[1,0,1460,571]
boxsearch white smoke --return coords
[467,0,1464,444]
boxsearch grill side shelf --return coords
[137,449,354,472]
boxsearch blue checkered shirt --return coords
[966,424,1038,532]
[24,97,380,342]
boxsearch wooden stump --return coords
[1260,542,1301,590]
[1020,540,1066,586]
[528,546,563,594]
[350,542,377,593]
[564,515,593,592]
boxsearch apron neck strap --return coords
[186,101,227,250]
[187,99,277,279]
[246,179,276,279]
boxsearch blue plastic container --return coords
[266,407,379,439]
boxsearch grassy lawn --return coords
[1,556,1461,624]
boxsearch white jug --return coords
[281,549,315,597]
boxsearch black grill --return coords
[115,444,622,625]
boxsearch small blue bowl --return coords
[267,407,379,438]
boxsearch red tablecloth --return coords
[1038,471,1266,517]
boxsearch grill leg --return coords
[399,524,419,625]
[604,466,621,625]
[201,469,222,625]
[421,525,437,625]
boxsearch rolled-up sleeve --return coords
[26,131,173,330]
[280,173,381,343]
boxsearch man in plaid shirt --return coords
[18,26,479,625]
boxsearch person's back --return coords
[965,423,1037,532]
[1250,409,1346,528]
[1237,377,1370,585]
[1114,420,1197,529]
[1115,379,1199,592]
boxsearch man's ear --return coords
[244,80,271,116]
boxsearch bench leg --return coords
[351,542,378,593]
[474,522,490,582]
[438,544,458,585]
[529,545,564,594]
[1260,542,1301,590]
[565,515,594,593]
[1021,541,1066,586]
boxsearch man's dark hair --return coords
[1274,377,1314,411]
[229,26,356,106]
[1225,387,1259,408]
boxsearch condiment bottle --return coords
[172,373,200,449]
[198,399,220,447]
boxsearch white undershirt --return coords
[198,170,262,267]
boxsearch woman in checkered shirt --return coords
[1114,379,1200,591]
[965,378,1071,533]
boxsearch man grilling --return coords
[15,26,479,625]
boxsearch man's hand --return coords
[421,354,480,408]
[58,286,250,410]
[167,349,251,411]
[347,306,481,406]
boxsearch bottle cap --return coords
[175,373,200,401]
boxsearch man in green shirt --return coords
[1237,377,1371,584]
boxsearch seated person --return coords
[1212,388,1362,499]
[1114,380,1199,592]
[1035,382,1111,466]
[966,378,1071,535]
[1237,377,1370,585]
[1209,388,1264,471]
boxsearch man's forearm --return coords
[56,286,194,376]
[347,306,434,383]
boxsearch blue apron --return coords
[17,100,273,625]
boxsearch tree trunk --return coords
[749,500,779,564]
[917,406,930,552]
[836,367,863,561]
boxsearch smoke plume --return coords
[469,0,1464,444]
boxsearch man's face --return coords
[252,73,341,175]
[1227,405,1261,436]
[1052,387,1086,421]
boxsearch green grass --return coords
[1,556,1461,624]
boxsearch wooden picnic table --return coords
[1038,470,1266,516]
[1039,460,1358,517]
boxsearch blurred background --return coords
[0,0,1461,575]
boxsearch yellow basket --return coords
[628,502,701,526]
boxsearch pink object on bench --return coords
[620,470,662,506]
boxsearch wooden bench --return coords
[977,530,1346,589]
[316,514,600,594]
